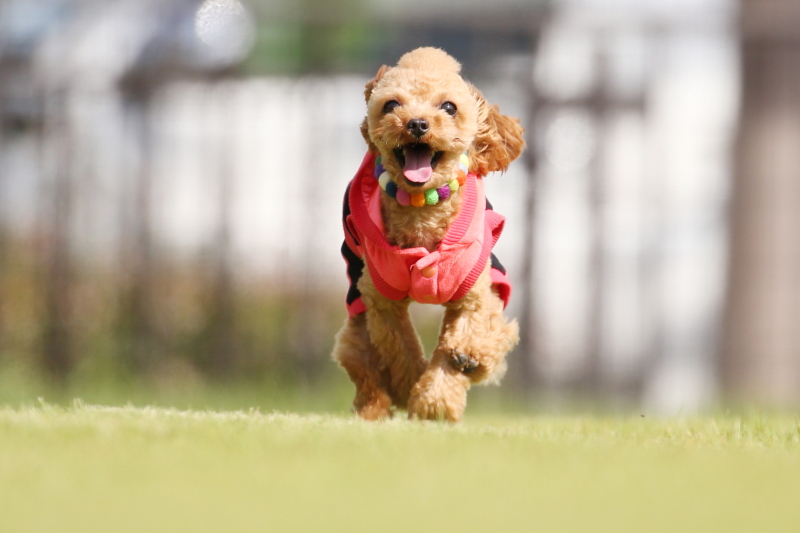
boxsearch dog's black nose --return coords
[406,118,429,138]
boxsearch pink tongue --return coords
[403,146,433,183]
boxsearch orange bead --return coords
[410,193,425,207]
[457,170,467,187]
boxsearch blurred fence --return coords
[1,0,797,411]
[0,73,367,385]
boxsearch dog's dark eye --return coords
[382,100,401,114]
[440,101,457,116]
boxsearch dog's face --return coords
[362,47,524,193]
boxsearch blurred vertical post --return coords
[41,88,74,383]
[117,93,156,375]
[514,40,543,392]
[290,82,328,381]
[0,99,6,357]
[722,0,800,405]
[583,45,609,398]
[0,32,19,362]
[201,82,237,379]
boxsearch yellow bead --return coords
[449,179,459,192]
[460,153,470,165]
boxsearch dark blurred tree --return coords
[722,0,800,406]
[245,0,372,74]
[296,0,368,73]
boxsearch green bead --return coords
[424,188,439,205]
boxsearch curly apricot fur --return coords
[332,47,524,422]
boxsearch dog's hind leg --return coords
[358,272,428,410]
[333,313,393,420]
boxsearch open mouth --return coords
[393,144,444,186]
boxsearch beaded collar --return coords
[374,152,470,207]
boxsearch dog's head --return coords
[361,47,525,192]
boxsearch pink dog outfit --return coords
[341,152,511,317]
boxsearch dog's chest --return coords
[381,197,461,251]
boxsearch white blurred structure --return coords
[0,0,741,410]
[524,2,738,412]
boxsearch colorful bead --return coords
[373,151,469,207]
[396,189,411,206]
[385,181,398,199]
[378,171,391,190]
[424,188,439,205]
[459,156,469,173]
[376,155,382,165]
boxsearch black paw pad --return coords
[450,349,479,374]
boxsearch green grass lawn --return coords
[1,403,799,533]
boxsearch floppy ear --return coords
[363,64,391,103]
[468,85,525,175]
[360,65,392,152]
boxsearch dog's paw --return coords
[356,403,393,421]
[354,388,394,421]
[449,349,480,374]
[407,363,469,422]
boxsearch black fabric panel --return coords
[485,197,506,274]
[341,183,364,305]
[490,252,507,275]
[342,242,364,306]
[342,183,359,246]
[342,183,352,220]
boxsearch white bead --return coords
[378,171,391,189]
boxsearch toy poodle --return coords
[332,47,525,421]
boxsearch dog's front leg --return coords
[408,263,519,421]
[358,271,428,410]
[333,313,394,420]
